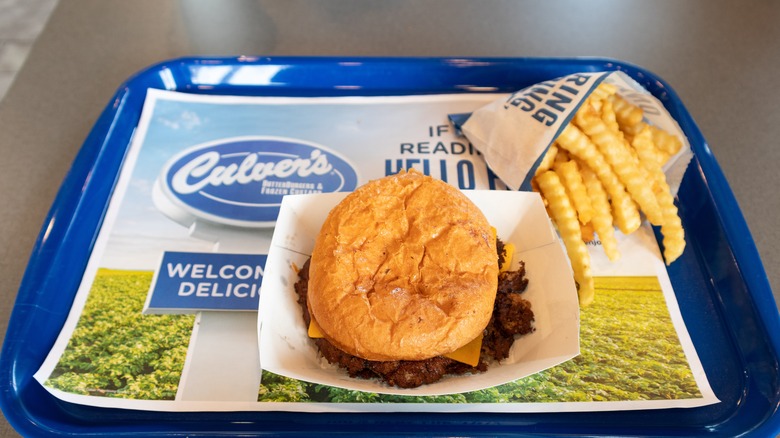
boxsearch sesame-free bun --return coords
[307,170,498,361]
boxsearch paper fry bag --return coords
[457,71,693,195]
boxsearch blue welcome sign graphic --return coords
[144,251,268,313]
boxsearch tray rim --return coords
[1,55,778,437]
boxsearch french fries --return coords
[574,103,665,226]
[631,126,686,264]
[536,170,595,306]
[553,159,594,225]
[532,87,687,305]
[608,93,643,129]
[555,123,641,235]
[579,161,620,262]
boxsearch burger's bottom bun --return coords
[307,170,499,361]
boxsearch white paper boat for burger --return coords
[257,190,580,396]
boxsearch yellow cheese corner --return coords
[492,226,514,271]
[308,317,326,338]
[443,333,483,367]
[501,243,515,272]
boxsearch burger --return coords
[294,170,534,388]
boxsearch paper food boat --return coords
[258,190,580,396]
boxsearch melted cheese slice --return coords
[492,226,515,272]
[501,243,515,272]
[308,316,327,338]
[442,333,483,366]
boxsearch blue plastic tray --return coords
[1,57,778,437]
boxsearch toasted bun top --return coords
[307,170,498,361]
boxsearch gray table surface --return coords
[1,0,778,436]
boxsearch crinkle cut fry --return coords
[553,159,594,225]
[631,126,686,264]
[599,97,621,134]
[574,104,665,226]
[650,124,684,157]
[534,144,558,176]
[536,170,594,306]
[654,181,685,264]
[577,161,620,262]
[608,93,644,129]
[555,123,641,235]
[589,82,617,103]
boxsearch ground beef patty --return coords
[294,246,534,389]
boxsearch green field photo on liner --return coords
[44,270,699,403]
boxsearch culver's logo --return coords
[153,136,358,227]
